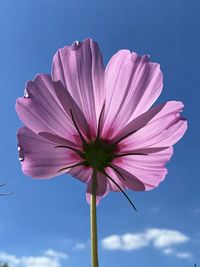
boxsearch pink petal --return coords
[68,166,92,184]
[102,50,163,139]
[39,132,80,148]
[116,101,187,151]
[150,118,187,147]
[112,147,173,190]
[115,147,169,156]
[107,166,145,191]
[86,172,108,205]
[17,127,82,179]
[16,74,81,146]
[52,38,105,137]
[105,167,127,192]
[112,102,167,143]
[53,80,90,140]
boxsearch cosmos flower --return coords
[16,38,187,204]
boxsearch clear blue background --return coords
[0,0,199,266]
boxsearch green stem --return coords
[90,169,99,267]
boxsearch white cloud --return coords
[74,243,87,250]
[102,233,149,251]
[21,256,60,267]
[101,235,122,250]
[122,233,149,250]
[44,249,68,259]
[0,252,20,265]
[145,228,189,248]
[101,228,191,260]
[0,249,68,267]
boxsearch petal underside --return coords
[16,74,91,146]
[16,40,188,204]
[114,101,187,150]
[112,147,173,190]
[16,74,77,145]
[52,38,105,137]
[106,166,145,192]
[86,171,109,205]
[17,127,83,179]
[68,165,93,184]
[102,50,163,139]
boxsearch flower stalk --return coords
[90,169,99,267]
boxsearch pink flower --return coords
[16,38,187,204]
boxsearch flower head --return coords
[16,39,187,204]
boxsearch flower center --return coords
[82,139,116,172]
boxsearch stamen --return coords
[103,171,137,211]
[70,109,88,144]
[57,162,85,173]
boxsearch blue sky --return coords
[0,0,199,266]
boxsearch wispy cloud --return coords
[193,208,200,215]
[0,249,68,267]
[163,248,192,259]
[44,249,68,259]
[150,207,160,213]
[74,243,87,250]
[175,251,192,259]
[20,256,60,267]
[101,228,191,260]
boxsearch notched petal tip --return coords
[24,87,29,98]
[70,40,83,50]
[56,38,97,54]
[21,74,52,100]
[18,146,24,162]
[131,52,151,63]
[32,73,52,85]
